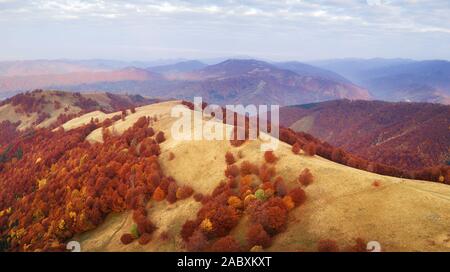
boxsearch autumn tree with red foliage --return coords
[120,233,134,245]
[292,142,301,155]
[225,152,235,165]
[186,230,209,252]
[177,186,194,200]
[33,112,51,126]
[331,148,345,164]
[264,151,278,163]
[274,176,288,197]
[210,235,241,252]
[193,193,204,202]
[181,220,198,242]
[155,131,166,143]
[225,164,240,178]
[197,202,240,239]
[259,164,276,182]
[0,121,20,148]
[318,239,340,252]
[248,197,288,235]
[289,187,306,207]
[298,168,314,187]
[247,223,272,248]
[304,142,316,156]
[240,160,258,176]
[166,182,178,204]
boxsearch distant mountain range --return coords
[280,99,450,170]
[0,59,187,76]
[273,61,351,83]
[146,60,207,76]
[0,67,160,94]
[53,59,370,105]
[0,58,449,105]
[311,58,450,104]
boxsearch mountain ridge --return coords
[311,59,450,104]
[57,59,371,106]
[280,99,450,170]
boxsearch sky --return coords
[1,0,449,61]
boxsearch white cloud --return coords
[366,0,383,6]
[1,0,449,60]
[0,0,446,33]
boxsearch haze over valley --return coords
[1,58,449,105]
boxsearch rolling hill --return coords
[0,90,158,147]
[0,100,449,252]
[280,99,450,170]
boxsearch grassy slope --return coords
[0,91,82,130]
[61,101,450,252]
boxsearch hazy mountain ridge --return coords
[146,60,207,75]
[0,68,161,94]
[0,59,187,76]
[311,59,450,104]
[1,58,449,105]
[55,59,371,106]
[273,61,352,83]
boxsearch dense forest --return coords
[280,100,450,170]
[0,115,171,251]
[0,113,315,251]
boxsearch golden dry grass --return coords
[60,101,450,252]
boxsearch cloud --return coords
[0,0,447,33]
[1,0,449,60]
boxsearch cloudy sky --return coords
[1,0,449,61]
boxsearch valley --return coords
[280,99,450,170]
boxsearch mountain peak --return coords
[198,59,281,79]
